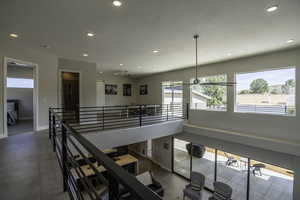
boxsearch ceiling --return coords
[1,0,300,76]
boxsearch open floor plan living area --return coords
[0,0,300,200]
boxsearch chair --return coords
[209,182,232,200]
[183,172,205,200]
[224,152,238,166]
[186,144,206,158]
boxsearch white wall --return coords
[58,58,97,107]
[151,136,173,171]
[0,41,58,135]
[97,73,138,106]
[7,88,33,120]
[137,47,300,146]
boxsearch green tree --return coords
[200,76,226,107]
[250,78,269,94]
[281,79,295,94]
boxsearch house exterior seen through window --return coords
[190,74,227,111]
[235,67,296,116]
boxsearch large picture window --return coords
[235,68,296,116]
[7,77,34,88]
[190,74,227,111]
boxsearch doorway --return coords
[2,57,38,137]
[59,70,80,122]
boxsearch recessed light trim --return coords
[152,50,159,53]
[120,63,124,66]
[286,39,295,44]
[83,53,88,57]
[227,52,232,56]
[9,33,18,38]
[112,0,122,7]
[266,5,279,12]
[137,66,142,69]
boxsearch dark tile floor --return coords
[7,119,33,136]
[0,131,68,200]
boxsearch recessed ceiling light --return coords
[227,52,232,56]
[266,5,279,12]
[120,63,124,66]
[286,39,295,44]
[137,66,142,69]
[112,0,122,7]
[83,53,88,57]
[152,50,159,53]
[86,32,95,37]
[9,33,18,38]
[99,71,103,74]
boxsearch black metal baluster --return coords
[52,114,56,152]
[139,105,142,127]
[62,123,68,192]
[49,108,52,139]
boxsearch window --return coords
[190,74,227,111]
[235,68,296,116]
[7,78,34,88]
[162,81,183,105]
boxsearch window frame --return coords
[234,66,296,117]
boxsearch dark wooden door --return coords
[61,72,80,121]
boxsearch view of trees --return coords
[238,78,295,95]
[199,75,226,107]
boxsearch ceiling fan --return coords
[167,34,236,87]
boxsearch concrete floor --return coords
[0,131,68,200]
[7,119,33,136]
[173,148,293,200]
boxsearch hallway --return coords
[0,131,68,200]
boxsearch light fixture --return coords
[99,71,103,74]
[227,52,232,56]
[86,32,95,37]
[120,63,124,66]
[137,66,142,69]
[112,0,122,7]
[266,5,279,12]
[83,53,88,57]
[286,39,295,44]
[9,33,18,38]
[152,50,159,53]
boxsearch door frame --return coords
[58,69,82,108]
[2,57,39,138]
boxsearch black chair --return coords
[209,182,232,200]
[186,143,206,158]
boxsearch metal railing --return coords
[48,104,187,200]
[49,104,185,135]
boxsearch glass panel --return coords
[173,138,191,179]
[249,160,294,200]
[217,150,248,200]
[191,144,215,189]
[190,74,227,111]
[235,68,296,116]
[162,81,183,105]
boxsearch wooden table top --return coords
[72,154,138,178]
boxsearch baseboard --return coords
[37,125,48,131]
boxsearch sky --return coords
[236,68,295,91]
[7,78,34,88]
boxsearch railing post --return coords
[52,114,56,152]
[102,106,105,130]
[139,105,142,127]
[62,122,68,192]
[108,173,119,200]
[49,108,52,139]
[167,104,169,121]
[186,103,189,120]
